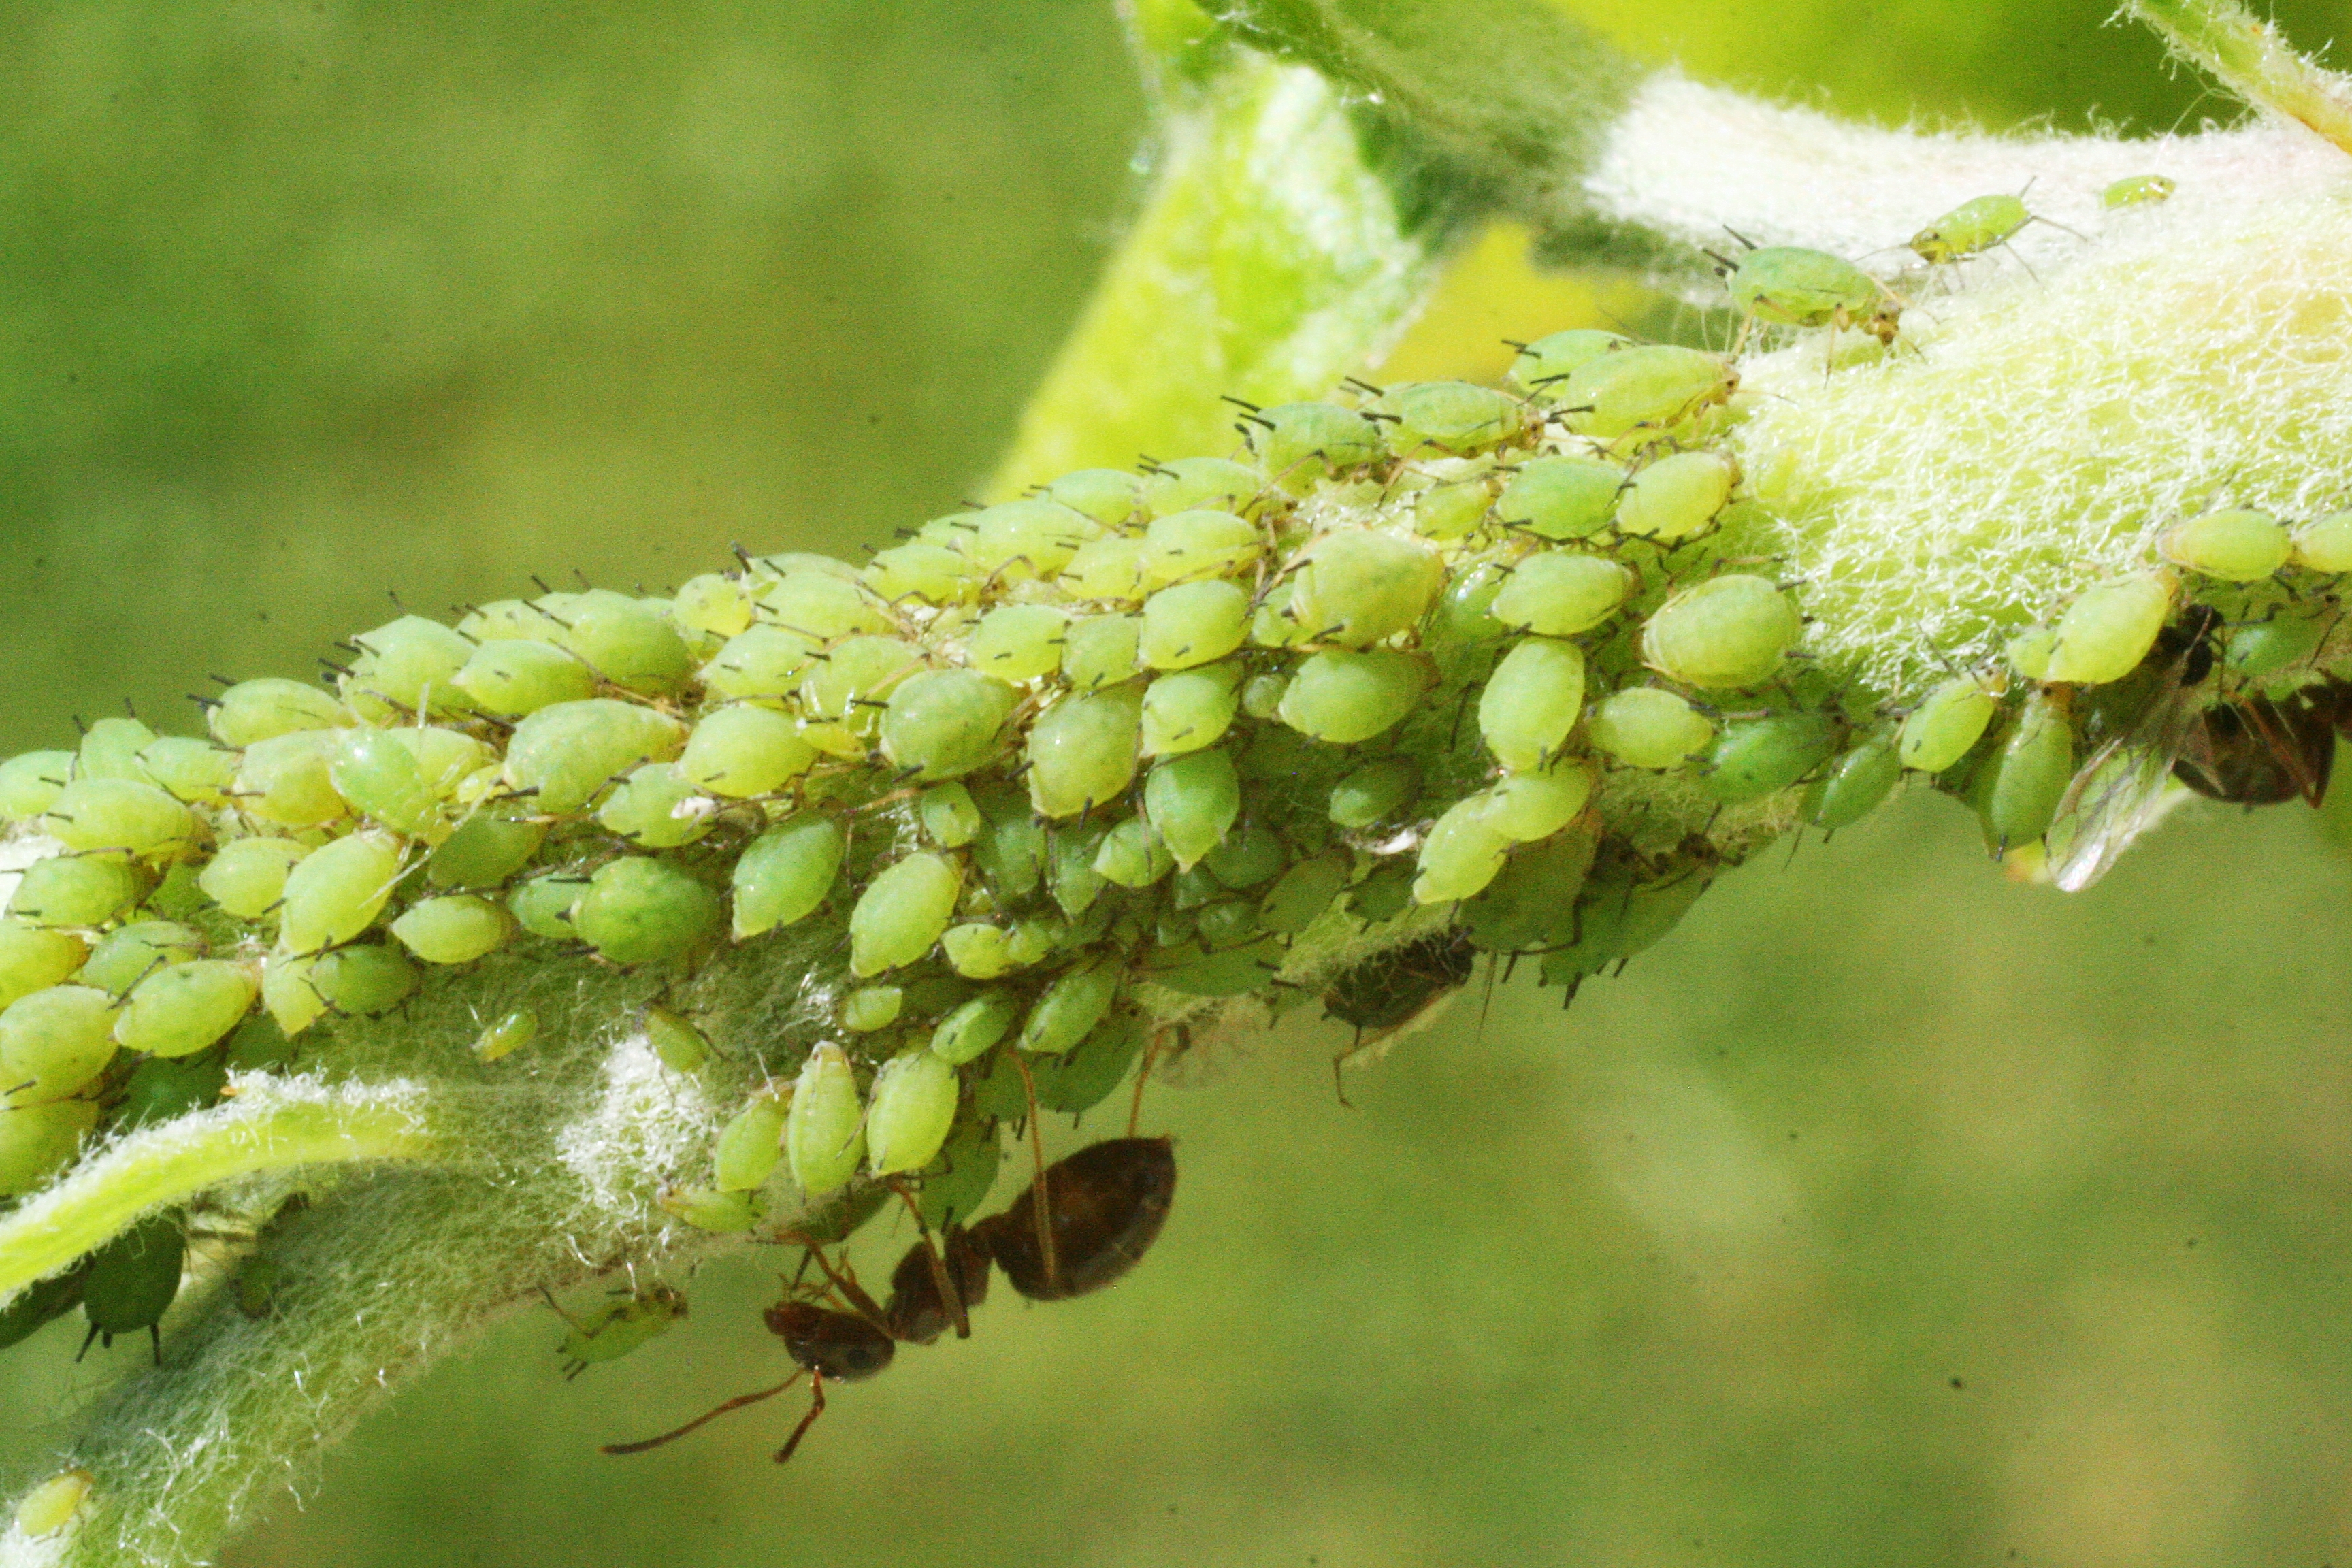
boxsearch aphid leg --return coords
[884,1177,968,1339]
[773,1372,831,1465]
[601,1373,805,1456]
[1007,1050,1061,1292]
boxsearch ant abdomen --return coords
[975,1136,1176,1302]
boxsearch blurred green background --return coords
[6,2,2352,1564]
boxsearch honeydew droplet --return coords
[0,751,74,822]
[1026,685,1145,819]
[1290,531,1444,648]
[7,857,143,928]
[0,1100,98,1196]
[473,1009,538,1063]
[0,985,121,1106]
[279,832,402,956]
[2042,572,2173,685]
[849,852,962,977]
[714,1085,789,1192]
[2157,509,2291,583]
[115,960,257,1058]
[1479,638,1586,771]
[1277,650,1431,744]
[572,857,722,965]
[1414,798,1512,904]
[1585,686,1714,770]
[868,1049,959,1177]
[1897,674,2002,773]
[1639,574,1802,691]
[0,919,86,1010]
[209,679,350,747]
[390,894,514,965]
[1490,551,1635,636]
[785,1043,865,1198]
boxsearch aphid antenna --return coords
[186,693,220,710]
[1217,394,1262,414]
[1340,376,1386,398]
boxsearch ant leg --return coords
[884,1177,968,1340]
[791,1237,892,1331]
[774,1371,830,1464]
[1007,1051,1061,1294]
[602,1372,804,1455]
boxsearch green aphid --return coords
[915,1115,1002,1230]
[454,639,597,717]
[919,781,985,847]
[968,781,1047,896]
[1720,245,1900,344]
[1278,650,1431,744]
[1556,346,1737,442]
[0,750,74,821]
[2042,571,2173,685]
[961,497,1094,582]
[1141,508,1262,586]
[80,1212,185,1354]
[40,777,197,861]
[0,1098,97,1196]
[113,1053,227,1127]
[657,1185,766,1232]
[700,624,821,702]
[1466,828,1599,951]
[2102,174,2175,208]
[261,951,327,1035]
[1537,853,1715,992]
[968,604,1070,683]
[676,704,817,800]
[135,735,238,806]
[1058,536,1149,603]
[389,894,514,966]
[1506,328,1631,402]
[1424,560,1512,650]
[1479,638,1587,771]
[785,1042,866,1197]
[208,678,349,747]
[714,1085,790,1191]
[2224,608,2330,679]
[1143,456,1264,519]
[1026,685,1145,819]
[1248,580,1313,649]
[1701,713,1838,803]
[7,856,143,929]
[573,856,721,966]
[868,1049,959,1176]
[1239,670,1289,719]
[232,730,346,828]
[672,573,755,638]
[551,1285,687,1379]
[329,728,444,838]
[1490,551,1635,637]
[2158,508,2291,583]
[473,1009,538,1064]
[346,616,479,717]
[1019,962,1122,1055]
[749,564,891,640]
[503,699,687,815]
[308,943,420,1017]
[1290,530,1445,647]
[1410,476,1494,540]
[378,725,487,799]
[1245,401,1387,487]
[225,1013,297,1072]
[0,919,85,1010]
[1041,467,1145,526]
[1478,759,1595,843]
[1203,820,1288,889]
[1329,757,1419,828]
[1093,815,1174,889]
[1370,380,1529,456]
[458,598,562,644]
[115,960,257,1058]
[1258,851,1350,936]
[642,1005,711,1073]
[0,1268,89,1352]
[864,543,981,607]
[1046,820,1110,915]
[841,985,903,1033]
[145,862,209,923]
[1169,862,1222,911]
[78,920,204,995]
[1194,896,1261,951]
[1586,686,1714,770]
[1494,456,1624,542]
[1147,935,1286,997]
[1908,191,2051,264]
[76,716,157,782]
[1070,614,1161,702]
[278,832,402,956]
[425,808,544,891]
[1145,748,1241,868]
[2290,512,2352,572]
[1800,732,1904,830]
[799,636,926,734]
[932,992,1019,1066]
[1972,689,2078,852]
[848,852,962,977]
[594,762,714,849]
[1413,798,1512,904]
[878,669,1018,784]
[1034,1009,1147,1114]
[1348,860,1416,926]
[1639,574,1802,690]
[1613,449,1738,544]
[1141,662,1243,757]
[1140,580,1250,671]
[1897,674,2002,772]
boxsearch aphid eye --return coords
[570,856,723,966]
[1277,650,1432,745]
[848,853,963,977]
[2041,570,2174,685]
[2157,509,2291,583]
[1585,686,1715,770]
[1290,531,1445,648]
[1478,638,1588,771]
[1638,574,1803,691]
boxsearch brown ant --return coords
[601,1135,1177,1463]
[2174,683,2349,808]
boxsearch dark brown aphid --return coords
[1321,930,1475,1034]
[972,1136,1177,1302]
[2174,687,2344,807]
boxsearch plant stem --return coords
[2125,0,2352,157]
